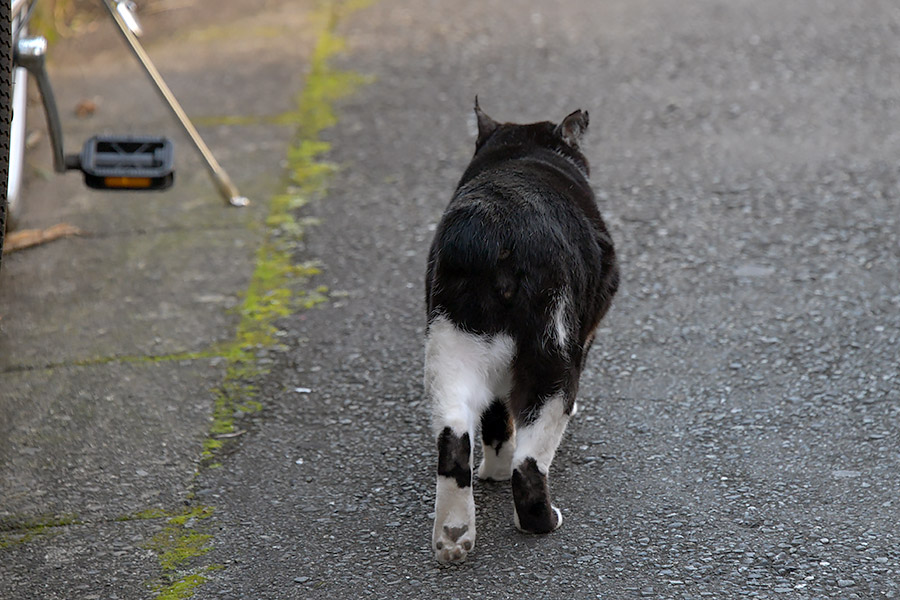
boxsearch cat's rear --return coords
[425,101,618,563]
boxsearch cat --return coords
[424,100,619,563]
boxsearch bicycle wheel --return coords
[1,1,12,271]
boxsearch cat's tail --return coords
[426,202,561,338]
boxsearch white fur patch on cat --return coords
[512,393,570,474]
[478,428,516,481]
[551,291,570,351]
[425,315,515,434]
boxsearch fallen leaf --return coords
[75,99,97,118]
[3,223,84,254]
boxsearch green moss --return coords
[0,514,81,549]
[155,572,210,600]
[166,506,214,527]
[157,531,212,571]
[239,399,264,413]
[197,0,374,463]
[192,114,264,128]
[67,348,225,369]
[0,514,80,532]
[144,506,217,597]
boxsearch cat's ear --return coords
[475,96,499,146]
[555,109,589,148]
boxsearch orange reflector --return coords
[103,176,153,189]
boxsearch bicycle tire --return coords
[1,1,12,271]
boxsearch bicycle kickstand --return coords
[101,0,249,207]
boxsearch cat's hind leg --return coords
[426,315,515,563]
[478,398,516,481]
[511,391,571,533]
[433,426,476,562]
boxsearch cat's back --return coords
[426,154,603,335]
[435,154,600,273]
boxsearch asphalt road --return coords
[2,0,899,599]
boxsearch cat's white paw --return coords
[477,459,512,481]
[433,522,475,563]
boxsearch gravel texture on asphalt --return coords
[196,0,900,598]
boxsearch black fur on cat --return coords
[424,100,618,563]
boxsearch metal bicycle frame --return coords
[7,0,31,225]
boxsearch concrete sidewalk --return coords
[1,0,338,597]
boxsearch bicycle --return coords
[0,0,247,271]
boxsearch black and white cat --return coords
[424,101,619,563]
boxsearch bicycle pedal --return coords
[70,135,175,191]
